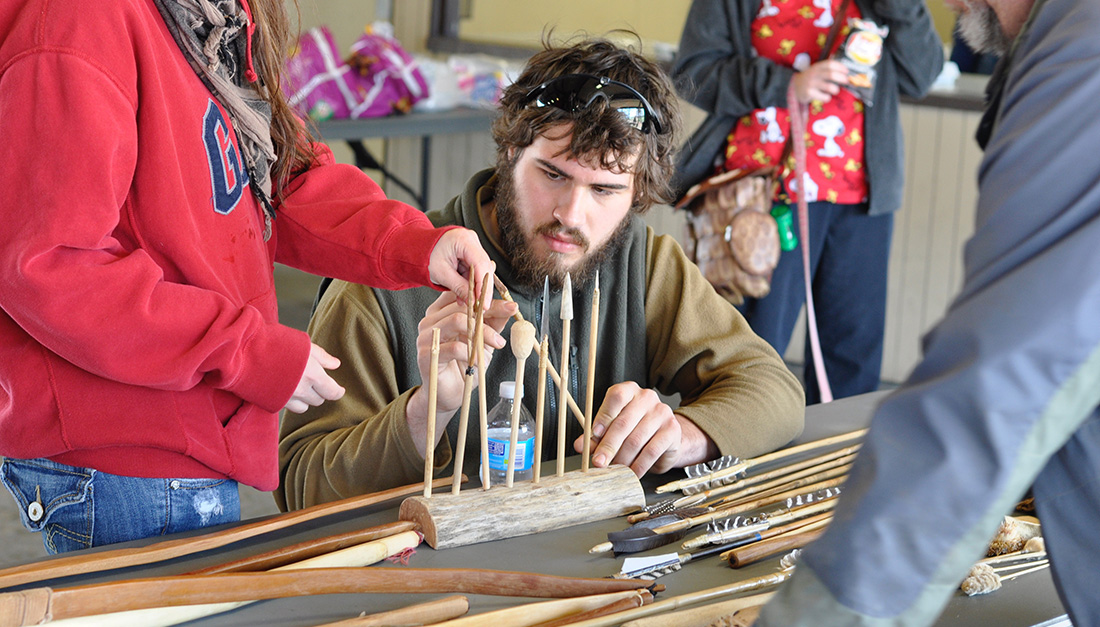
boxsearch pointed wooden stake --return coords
[476,273,493,490]
[557,272,574,477]
[424,327,441,498]
[583,271,600,472]
[452,272,478,495]
[534,335,550,484]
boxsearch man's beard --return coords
[494,164,632,291]
[956,1,1014,55]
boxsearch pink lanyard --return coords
[787,81,834,403]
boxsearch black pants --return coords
[738,201,892,404]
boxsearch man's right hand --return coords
[406,290,517,455]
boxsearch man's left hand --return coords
[577,381,714,477]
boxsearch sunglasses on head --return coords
[522,73,665,135]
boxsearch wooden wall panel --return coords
[888,106,940,380]
[879,104,981,383]
[786,104,981,385]
[377,133,495,211]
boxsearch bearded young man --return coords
[756,0,1100,624]
[276,38,806,510]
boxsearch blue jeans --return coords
[738,202,893,404]
[0,457,240,554]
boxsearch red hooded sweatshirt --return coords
[0,0,451,490]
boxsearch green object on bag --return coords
[772,204,798,251]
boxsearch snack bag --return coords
[834,18,890,106]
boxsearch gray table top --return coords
[313,107,496,141]
[11,391,1068,626]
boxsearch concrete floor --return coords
[0,265,322,568]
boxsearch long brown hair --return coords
[493,35,682,212]
[246,0,313,194]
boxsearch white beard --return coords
[956,1,1014,55]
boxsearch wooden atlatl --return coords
[400,465,645,549]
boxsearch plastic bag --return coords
[282,23,429,121]
[833,18,890,107]
[283,26,356,121]
[344,22,430,118]
[409,56,463,112]
[446,54,522,109]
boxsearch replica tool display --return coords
[184,520,418,575]
[0,566,655,626]
[27,530,426,626]
[631,443,858,521]
[400,275,646,550]
[655,428,866,495]
[557,272,575,477]
[495,275,586,428]
[958,522,1049,597]
[563,563,793,627]
[960,560,1051,597]
[594,479,841,557]
[437,589,654,627]
[593,431,857,584]
[590,508,710,555]
[0,477,453,590]
[474,273,493,489]
[679,486,841,550]
[612,539,745,580]
[423,327,441,497]
[533,277,551,483]
[506,320,537,487]
[723,516,830,568]
[618,595,767,627]
[450,272,478,496]
[320,595,470,627]
[582,271,600,471]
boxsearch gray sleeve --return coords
[671,0,796,115]
[759,1,1100,623]
[867,0,945,98]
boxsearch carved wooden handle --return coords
[727,526,827,568]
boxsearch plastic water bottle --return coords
[483,381,535,484]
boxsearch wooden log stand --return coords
[400,465,645,550]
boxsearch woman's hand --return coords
[791,60,850,104]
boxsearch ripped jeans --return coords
[0,457,240,554]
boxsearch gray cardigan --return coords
[671,0,944,215]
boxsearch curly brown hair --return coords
[493,35,682,212]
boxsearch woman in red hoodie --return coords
[0,0,493,553]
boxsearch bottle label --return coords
[487,437,534,471]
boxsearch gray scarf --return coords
[153,0,277,231]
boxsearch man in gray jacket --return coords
[759,0,1100,624]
